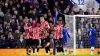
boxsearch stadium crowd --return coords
[0,0,100,48]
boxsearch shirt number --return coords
[78,0,84,5]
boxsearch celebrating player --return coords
[53,23,61,55]
[24,17,32,55]
[58,20,64,55]
[40,16,50,30]
[31,23,41,55]
[39,16,51,55]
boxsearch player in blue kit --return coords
[62,24,71,54]
[88,25,96,55]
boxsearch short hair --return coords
[63,23,67,27]
[92,24,95,28]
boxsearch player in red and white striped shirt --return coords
[24,17,32,55]
[40,16,50,48]
[24,23,33,39]
[57,20,64,54]
[53,20,63,54]
[53,24,61,54]
[31,23,41,55]
[40,16,52,55]
[40,16,50,30]
[54,26,60,39]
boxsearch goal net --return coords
[74,15,100,55]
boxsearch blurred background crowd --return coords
[0,0,100,48]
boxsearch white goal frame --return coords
[73,15,100,55]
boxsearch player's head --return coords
[20,34,23,39]
[92,8,95,11]
[81,24,84,28]
[40,16,45,23]
[24,16,29,23]
[58,20,62,25]
[36,23,40,27]
[63,23,67,28]
[29,18,33,22]
[91,24,96,28]
[50,34,53,38]
[56,20,59,25]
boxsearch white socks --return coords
[47,43,50,46]
[64,48,69,54]
[91,47,94,55]
[46,53,49,55]
[35,52,38,55]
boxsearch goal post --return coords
[65,15,75,54]
[74,15,100,55]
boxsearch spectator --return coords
[48,17,54,24]
[4,12,12,23]
[58,17,64,24]
[59,0,65,12]
[70,11,74,15]
[47,9,52,17]
[14,30,22,40]
[29,8,39,19]
[91,8,96,15]
[0,35,8,48]
[73,3,80,13]
[33,0,39,8]
[96,11,100,15]
[0,25,3,37]
[0,8,4,17]
[66,7,70,15]
[84,9,91,15]
[10,19,17,32]
[78,9,84,15]
[17,34,26,48]
[18,16,23,24]
[28,18,33,26]
[4,3,9,14]
[8,34,17,48]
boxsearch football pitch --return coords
[0,49,100,56]
[12,54,100,56]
